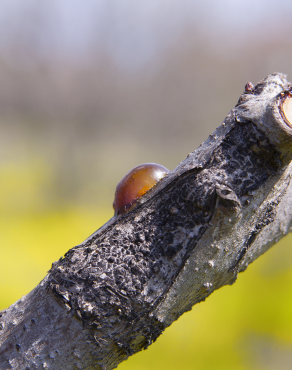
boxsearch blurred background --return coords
[1,0,292,369]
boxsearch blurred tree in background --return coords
[1,1,292,369]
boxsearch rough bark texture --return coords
[1,73,292,369]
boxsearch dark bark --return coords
[1,73,292,370]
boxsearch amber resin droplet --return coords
[113,163,169,215]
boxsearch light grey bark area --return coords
[1,72,292,370]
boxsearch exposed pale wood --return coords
[282,96,292,127]
[1,73,292,370]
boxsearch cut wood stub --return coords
[3,73,292,370]
[47,74,292,360]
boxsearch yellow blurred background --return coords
[1,1,292,369]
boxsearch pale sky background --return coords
[0,0,291,67]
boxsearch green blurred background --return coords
[1,1,292,369]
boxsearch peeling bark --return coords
[1,73,292,370]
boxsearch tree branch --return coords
[1,73,292,370]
